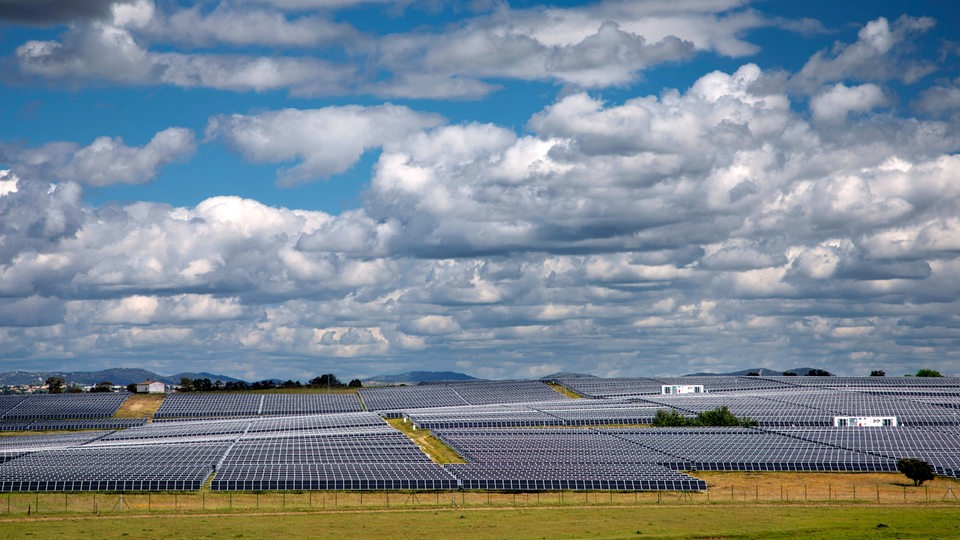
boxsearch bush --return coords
[652,409,692,427]
[915,369,943,378]
[897,458,935,486]
[652,406,757,428]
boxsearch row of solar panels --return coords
[551,376,960,398]
[0,394,128,420]
[7,377,958,421]
[400,388,960,429]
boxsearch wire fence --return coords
[1,480,958,516]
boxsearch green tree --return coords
[652,409,692,427]
[806,369,831,376]
[90,381,114,393]
[309,374,344,388]
[915,369,943,378]
[783,371,797,376]
[179,377,194,392]
[126,383,137,393]
[897,458,935,486]
[348,378,363,388]
[695,405,758,427]
[870,370,886,376]
[46,376,65,394]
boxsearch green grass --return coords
[1,504,958,539]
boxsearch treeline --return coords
[177,373,363,392]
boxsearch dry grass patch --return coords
[386,418,466,464]
[691,470,960,503]
[545,382,581,399]
[114,393,166,419]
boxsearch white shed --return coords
[661,384,704,395]
[135,380,166,393]
[833,416,897,427]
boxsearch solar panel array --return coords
[153,393,363,419]
[435,428,705,490]
[359,380,568,413]
[0,418,146,432]
[552,376,793,398]
[0,393,128,420]
[404,400,668,430]
[0,377,958,492]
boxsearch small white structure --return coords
[833,416,897,427]
[661,384,704,395]
[135,380,166,393]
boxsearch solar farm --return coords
[0,376,959,494]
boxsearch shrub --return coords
[652,406,757,428]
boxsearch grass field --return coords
[1,503,959,539]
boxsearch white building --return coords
[661,384,704,395]
[135,380,166,393]
[833,416,897,427]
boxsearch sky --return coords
[1,0,959,381]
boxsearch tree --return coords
[652,406,757,428]
[806,369,831,376]
[67,384,83,393]
[179,377,194,392]
[870,370,886,377]
[782,371,797,376]
[695,405,758,427]
[46,376,65,394]
[309,374,344,389]
[652,409,692,427]
[897,458,935,486]
[348,378,363,388]
[90,381,114,393]
[746,372,760,377]
[126,383,137,393]
[915,369,943,378]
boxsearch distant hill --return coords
[363,371,477,385]
[686,367,834,377]
[540,372,597,380]
[0,368,241,386]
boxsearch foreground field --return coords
[1,504,959,539]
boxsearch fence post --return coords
[876,483,880,504]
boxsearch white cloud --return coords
[791,15,937,93]
[137,3,361,48]
[2,127,195,186]
[810,83,887,123]
[208,105,445,185]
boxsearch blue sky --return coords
[0,0,959,381]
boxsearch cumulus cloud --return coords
[791,15,937,93]
[15,18,354,94]
[1,127,196,186]
[4,0,810,100]
[138,2,362,48]
[207,105,445,186]
[810,82,887,123]
[5,32,960,378]
[913,79,960,117]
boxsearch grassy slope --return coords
[386,417,466,464]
